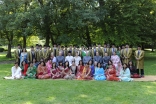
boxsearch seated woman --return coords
[105,60,116,71]
[77,63,92,80]
[76,60,84,79]
[46,59,52,72]
[50,62,61,79]
[32,58,39,68]
[94,62,106,81]
[24,62,37,79]
[62,61,71,79]
[4,62,22,79]
[36,61,51,79]
[128,61,140,78]
[88,59,95,77]
[64,61,77,80]
[57,62,65,78]
[105,64,120,81]
[119,63,133,82]
[20,60,29,76]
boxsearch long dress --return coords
[50,68,61,79]
[21,64,29,76]
[77,67,92,80]
[90,65,95,77]
[76,65,84,79]
[94,67,106,81]
[106,67,120,81]
[36,65,50,79]
[111,55,122,76]
[20,52,27,66]
[24,66,36,79]
[119,68,133,81]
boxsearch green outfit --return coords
[24,66,37,79]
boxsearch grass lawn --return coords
[0,52,15,61]
[0,50,156,104]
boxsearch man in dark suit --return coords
[56,51,65,66]
[93,52,102,63]
[102,52,110,69]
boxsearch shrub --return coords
[0,48,4,52]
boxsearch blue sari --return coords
[94,67,106,81]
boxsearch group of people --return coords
[4,43,144,82]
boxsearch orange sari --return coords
[106,68,120,81]
[77,66,92,80]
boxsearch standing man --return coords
[14,44,22,65]
[120,45,125,64]
[123,44,132,64]
[35,44,40,62]
[51,43,58,57]
[110,44,117,55]
[65,51,74,66]
[102,43,110,56]
[134,46,144,77]
[27,46,36,63]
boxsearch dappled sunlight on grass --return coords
[24,101,33,104]
[79,94,88,98]
[104,97,112,101]
[46,96,56,102]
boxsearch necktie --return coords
[138,51,140,56]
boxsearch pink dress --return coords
[111,55,122,76]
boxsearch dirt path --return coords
[134,76,156,81]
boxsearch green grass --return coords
[0,52,15,61]
[0,50,156,104]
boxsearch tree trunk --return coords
[23,35,26,48]
[141,43,144,50]
[85,26,91,47]
[151,42,154,52]
[45,33,50,46]
[6,33,13,58]
[50,33,54,45]
[6,42,12,58]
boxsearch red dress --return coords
[36,65,51,79]
[106,68,120,81]
[22,64,29,76]
[77,66,92,80]
[51,68,61,79]
[76,65,84,79]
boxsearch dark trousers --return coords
[137,69,144,76]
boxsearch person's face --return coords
[104,45,107,47]
[109,61,112,64]
[109,65,112,69]
[33,59,36,62]
[113,52,116,55]
[54,45,56,47]
[94,62,97,66]
[36,46,39,49]
[23,61,26,65]
[126,45,129,48]
[96,52,99,56]
[49,60,52,63]
[112,45,115,48]
[138,47,141,50]
[39,46,42,49]
[60,63,62,66]
[41,62,44,66]
[59,52,62,56]
[122,46,125,49]
[23,48,26,52]
[118,47,121,50]
[76,52,78,56]
[79,61,82,65]
[30,63,33,67]
[31,48,34,51]
[66,62,68,66]
[104,53,108,56]
[15,63,18,67]
[98,63,100,67]
[86,52,88,56]
[53,63,56,67]
[18,46,20,49]
[123,64,126,68]
[89,61,92,65]
[129,61,132,65]
[72,62,75,65]
[68,53,71,56]
[85,64,88,67]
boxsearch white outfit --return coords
[119,68,133,82]
[52,57,57,63]
[4,66,22,79]
[74,56,81,66]
[65,56,74,66]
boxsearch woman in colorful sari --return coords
[77,63,92,80]
[50,62,61,79]
[105,64,120,81]
[63,61,71,79]
[57,62,65,78]
[46,59,52,72]
[20,48,27,66]
[88,59,95,77]
[76,60,84,79]
[25,62,36,79]
[94,62,106,81]
[20,60,29,76]
[111,52,121,69]
[36,61,51,79]
[119,63,133,82]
